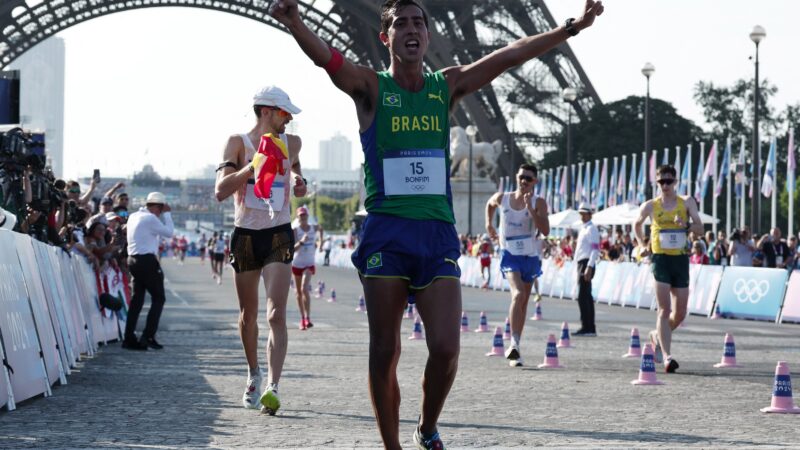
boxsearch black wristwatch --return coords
[564,18,579,37]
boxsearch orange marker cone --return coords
[713,333,742,368]
[761,361,800,413]
[355,295,366,312]
[327,289,336,303]
[530,302,543,321]
[485,326,505,356]
[557,322,573,348]
[537,334,564,368]
[474,311,489,333]
[631,343,664,385]
[408,316,424,340]
[502,318,511,341]
[460,312,470,332]
[622,327,642,358]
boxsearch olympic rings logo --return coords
[411,185,425,192]
[733,279,770,304]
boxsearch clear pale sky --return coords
[55,0,798,180]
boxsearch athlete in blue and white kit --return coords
[486,163,549,367]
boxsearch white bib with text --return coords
[383,149,446,196]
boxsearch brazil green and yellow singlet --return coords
[360,70,455,223]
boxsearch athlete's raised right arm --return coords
[270,0,377,126]
[633,200,652,246]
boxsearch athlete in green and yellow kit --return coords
[271,0,605,447]
[634,165,703,374]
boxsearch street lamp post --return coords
[562,87,578,209]
[642,63,655,154]
[509,110,517,183]
[466,125,478,236]
[750,25,766,234]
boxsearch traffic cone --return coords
[474,311,489,333]
[314,281,321,298]
[557,322,573,348]
[711,302,722,319]
[713,333,742,368]
[485,326,504,356]
[405,303,414,319]
[622,327,642,358]
[503,318,511,341]
[460,312,470,332]
[761,361,800,413]
[355,295,366,312]
[537,334,564,368]
[408,316,424,340]
[631,343,664,385]
[327,289,337,303]
[530,302,543,321]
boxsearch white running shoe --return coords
[260,384,281,416]
[505,345,520,361]
[242,372,263,409]
[509,357,524,367]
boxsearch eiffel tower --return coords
[0,0,600,177]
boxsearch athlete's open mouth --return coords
[406,39,420,49]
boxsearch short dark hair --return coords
[518,163,538,177]
[254,105,265,119]
[381,0,429,34]
[656,165,677,178]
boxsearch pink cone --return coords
[485,326,504,356]
[557,322,573,348]
[631,343,664,385]
[460,312,470,332]
[530,302,542,321]
[537,334,564,368]
[622,327,642,358]
[474,311,489,333]
[405,304,414,319]
[713,333,742,368]
[502,318,511,341]
[327,289,336,303]
[408,316,424,340]
[355,295,366,312]
[761,361,800,413]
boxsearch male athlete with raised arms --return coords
[271,0,603,447]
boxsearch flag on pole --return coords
[698,141,716,200]
[649,151,657,184]
[715,138,731,197]
[735,138,746,199]
[662,148,669,166]
[674,149,682,191]
[575,163,583,205]
[583,161,591,203]
[761,137,777,197]
[609,158,618,207]
[787,128,796,193]
[637,154,647,203]
[590,160,599,205]
[749,153,755,199]
[694,145,705,201]
[678,149,690,196]
[628,156,636,203]
[597,159,608,209]
[618,157,627,205]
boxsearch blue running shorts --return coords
[499,250,542,283]
[351,213,461,290]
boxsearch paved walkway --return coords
[1,258,799,448]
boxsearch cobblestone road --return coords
[1,258,799,448]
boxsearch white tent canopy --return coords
[591,202,720,226]
[548,209,581,229]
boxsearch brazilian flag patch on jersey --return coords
[383,92,401,107]
[367,252,383,269]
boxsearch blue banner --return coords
[716,267,788,321]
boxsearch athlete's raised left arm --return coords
[683,196,704,237]
[443,0,603,105]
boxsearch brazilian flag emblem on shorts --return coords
[367,252,383,269]
[383,92,401,107]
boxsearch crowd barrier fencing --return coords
[0,229,125,412]
[317,247,795,326]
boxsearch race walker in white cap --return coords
[485,163,549,367]
[214,86,307,414]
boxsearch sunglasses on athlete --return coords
[657,178,675,186]
[517,175,535,182]
[263,106,291,118]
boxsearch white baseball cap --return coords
[146,192,167,205]
[253,86,301,114]
[0,207,16,231]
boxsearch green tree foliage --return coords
[291,193,359,232]
[539,96,703,169]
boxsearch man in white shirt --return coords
[124,192,174,351]
[573,203,600,336]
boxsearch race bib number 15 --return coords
[383,149,446,196]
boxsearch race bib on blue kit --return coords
[383,149,446,196]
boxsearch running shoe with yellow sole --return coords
[260,385,280,416]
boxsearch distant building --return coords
[8,37,66,178]
[319,133,352,171]
[303,168,360,201]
